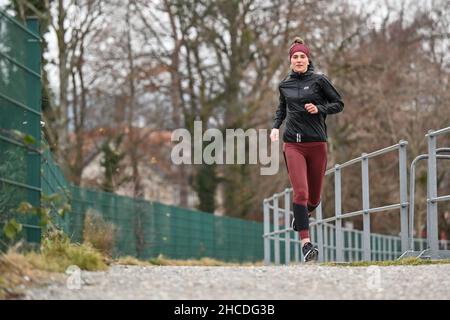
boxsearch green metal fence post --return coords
[25,17,41,244]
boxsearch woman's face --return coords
[290,52,309,73]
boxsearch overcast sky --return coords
[0,0,8,10]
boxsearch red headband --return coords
[289,43,310,60]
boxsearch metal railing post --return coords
[335,164,344,262]
[273,195,280,265]
[316,202,324,262]
[324,224,329,261]
[387,237,395,260]
[263,199,270,265]
[384,237,388,260]
[357,232,362,260]
[362,153,371,261]
[427,131,439,253]
[399,140,409,252]
[409,159,418,251]
[347,230,354,262]
[294,231,300,262]
[284,189,291,265]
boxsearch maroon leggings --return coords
[283,142,327,208]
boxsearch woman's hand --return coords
[270,128,279,142]
[305,103,319,114]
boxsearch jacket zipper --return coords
[297,77,302,142]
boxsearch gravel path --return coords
[22,264,450,300]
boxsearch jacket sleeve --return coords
[316,75,344,115]
[272,86,287,129]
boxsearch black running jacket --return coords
[272,64,344,142]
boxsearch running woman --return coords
[270,37,344,262]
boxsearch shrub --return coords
[41,228,107,271]
[82,209,116,257]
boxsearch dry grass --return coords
[115,256,152,266]
[1,230,109,299]
[115,254,263,267]
[0,247,64,299]
[322,257,450,267]
[146,254,263,267]
[41,229,108,272]
[82,209,116,257]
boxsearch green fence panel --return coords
[0,11,41,248]
[68,185,264,262]
[41,140,71,234]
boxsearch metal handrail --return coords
[424,127,450,258]
[263,140,409,265]
[426,127,450,137]
[408,148,450,250]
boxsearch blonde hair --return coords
[292,37,304,44]
[290,37,305,48]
